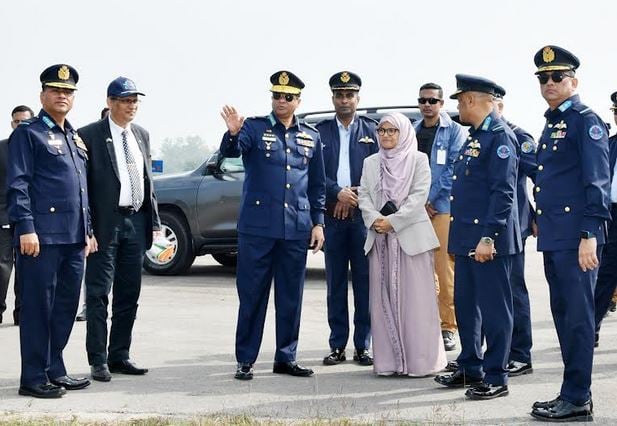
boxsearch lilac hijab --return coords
[378,112,418,207]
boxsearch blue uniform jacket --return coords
[220,112,325,240]
[315,115,378,203]
[413,112,467,214]
[535,95,611,251]
[505,119,538,239]
[7,110,90,245]
[449,112,521,256]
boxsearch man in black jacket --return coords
[0,105,34,326]
[78,77,160,382]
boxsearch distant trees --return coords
[155,135,214,174]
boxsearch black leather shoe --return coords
[273,361,314,377]
[442,330,457,351]
[91,364,112,382]
[435,370,483,388]
[353,349,373,366]
[108,359,148,375]
[445,360,459,372]
[531,397,593,422]
[507,360,533,377]
[18,383,66,398]
[594,332,599,348]
[50,375,90,390]
[533,395,560,410]
[234,363,254,380]
[323,348,346,365]
[610,300,617,312]
[465,383,509,400]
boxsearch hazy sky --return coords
[3,0,617,156]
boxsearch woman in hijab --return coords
[358,112,446,376]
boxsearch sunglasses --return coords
[376,127,399,136]
[418,97,442,105]
[537,71,574,85]
[272,92,297,102]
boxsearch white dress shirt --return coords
[336,116,354,188]
[108,117,145,207]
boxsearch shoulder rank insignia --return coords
[358,136,375,144]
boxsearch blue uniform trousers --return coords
[594,204,617,332]
[235,233,308,364]
[17,243,84,386]
[85,212,146,366]
[543,248,601,405]
[324,213,370,351]
[454,255,513,386]
[509,238,532,364]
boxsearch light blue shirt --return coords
[612,161,617,202]
[336,116,353,188]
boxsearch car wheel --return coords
[212,252,237,268]
[143,210,195,275]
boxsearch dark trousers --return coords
[594,206,617,332]
[235,233,308,364]
[543,248,601,405]
[0,227,19,320]
[17,243,84,386]
[509,239,532,364]
[454,255,513,386]
[85,212,146,366]
[324,214,370,351]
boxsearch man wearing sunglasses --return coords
[413,83,466,353]
[530,45,610,422]
[316,71,377,368]
[593,92,617,347]
[220,70,326,381]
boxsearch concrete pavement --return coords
[0,238,616,424]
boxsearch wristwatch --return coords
[580,230,596,239]
[480,236,494,245]
[315,223,325,228]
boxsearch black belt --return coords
[118,206,139,216]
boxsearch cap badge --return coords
[542,47,555,63]
[340,72,350,83]
[278,72,289,85]
[123,80,136,90]
[58,65,70,81]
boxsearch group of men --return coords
[221,44,616,423]
[1,64,159,399]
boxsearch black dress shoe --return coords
[108,359,148,375]
[273,361,314,377]
[91,364,112,382]
[323,348,346,365]
[18,383,66,398]
[507,360,533,377]
[531,397,593,422]
[445,360,459,372]
[234,363,254,380]
[435,370,483,388]
[594,332,599,348]
[353,349,373,366]
[50,375,90,390]
[465,383,509,400]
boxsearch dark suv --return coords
[144,106,458,275]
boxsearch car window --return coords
[220,157,244,173]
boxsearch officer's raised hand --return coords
[310,225,325,253]
[220,105,245,136]
[578,237,599,272]
[20,233,40,257]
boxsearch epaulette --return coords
[358,115,379,125]
[17,118,35,127]
[491,124,505,132]
[247,115,269,121]
[314,118,331,128]
[301,121,318,132]
[571,102,594,115]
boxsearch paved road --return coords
[0,239,616,424]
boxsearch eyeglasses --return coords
[272,92,297,102]
[376,128,400,136]
[334,92,356,100]
[113,97,140,105]
[537,71,574,85]
[418,97,442,105]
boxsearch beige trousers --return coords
[432,213,456,332]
